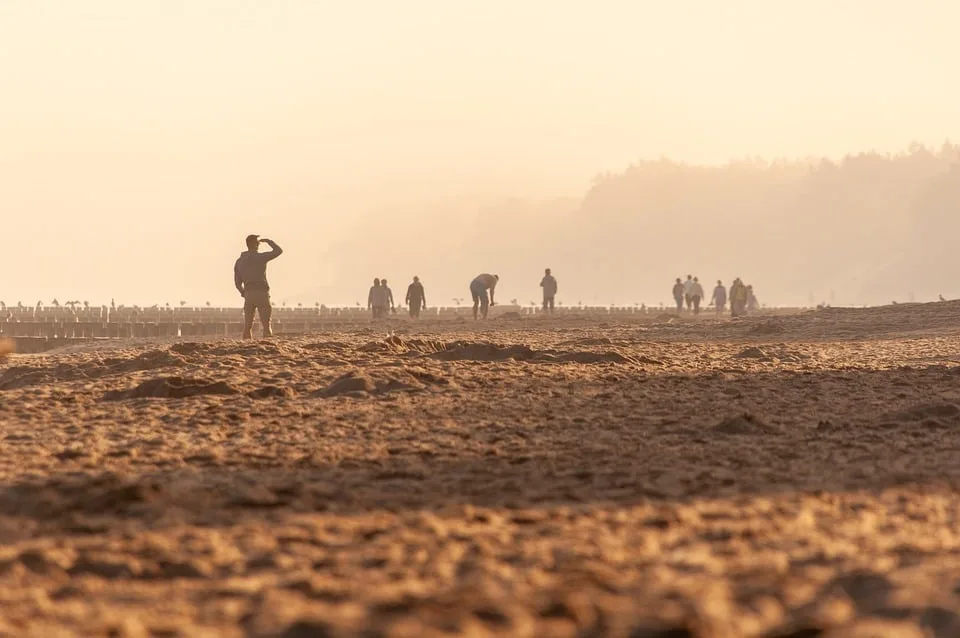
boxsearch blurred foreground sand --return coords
[3,304,960,636]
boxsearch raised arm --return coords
[260,238,283,261]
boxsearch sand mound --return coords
[712,413,779,435]
[733,346,769,359]
[429,342,536,362]
[749,319,786,335]
[247,385,294,400]
[168,342,208,356]
[77,478,168,515]
[103,376,240,401]
[302,340,352,352]
[363,336,449,355]
[877,402,960,429]
[360,337,646,366]
[315,371,375,396]
[407,369,455,387]
[732,345,806,364]
[893,402,960,421]
[171,341,288,358]
[7,474,171,520]
[562,337,614,346]
[555,351,631,364]
[313,370,426,398]
[99,350,188,374]
[0,365,48,391]
[542,350,650,365]
[0,348,189,391]
[422,340,646,365]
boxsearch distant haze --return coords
[2,1,958,308]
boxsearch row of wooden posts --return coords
[0,304,676,324]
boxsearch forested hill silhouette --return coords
[312,144,960,308]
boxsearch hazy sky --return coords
[2,0,958,305]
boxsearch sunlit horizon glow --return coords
[2,1,958,307]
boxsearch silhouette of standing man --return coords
[406,276,426,319]
[672,278,685,315]
[381,279,395,314]
[540,268,558,313]
[234,234,283,339]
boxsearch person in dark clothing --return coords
[234,234,283,339]
[540,268,558,313]
[406,276,426,319]
[672,278,685,315]
[711,280,727,316]
[689,277,704,315]
[368,278,385,319]
[381,279,395,314]
[730,278,748,317]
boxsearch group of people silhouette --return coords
[363,269,560,322]
[367,277,425,319]
[232,235,547,337]
[672,275,759,317]
[232,234,760,339]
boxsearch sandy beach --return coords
[3,303,960,637]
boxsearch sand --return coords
[3,303,960,637]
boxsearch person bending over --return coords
[470,273,499,320]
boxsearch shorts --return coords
[470,280,487,303]
[243,288,271,321]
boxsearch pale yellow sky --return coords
[1,1,957,305]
